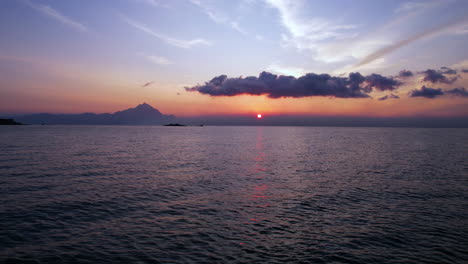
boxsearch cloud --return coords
[462,69,468,73]
[26,1,87,32]
[440,66,457,75]
[445,87,468,97]
[409,85,468,99]
[355,16,468,67]
[399,69,414,77]
[395,1,431,13]
[266,63,306,77]
[230,21,247,35]
[409,86,444,98]
[451,22,468,35]
[141,81,155,87]
[451,59,468,70]
[186,71,380,99]
[190,0,250,36]
[422,69,457,84]
[123,17,211,48]
[186,67,467,100]
[189,0,228,24]
[378,94,400,101]
[364,74,402,91]
[141,0,163,7]
[319,1,440,65]
[265,0,358,53]
[147,55,171,65]
[133,0,170,8]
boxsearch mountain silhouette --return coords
[15,103,175,125]
[114,103,163,122]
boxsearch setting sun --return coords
[257,114,262,119]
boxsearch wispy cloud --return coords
[123,16,211,48]
[142,0,162,7]
[147,55,172,65]
[25,0,87,32]
[230,21,247,35]
[395,1,433,13]
[265,0,358,52]
[190,0,250,35]
[355,16,468,68]
[451,22,468,35]
[189,0,228,24]
[266,63,306,77]
[133,0,170,8]
[271,0,446,68]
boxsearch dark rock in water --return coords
[164,123,186,126]
[0,119,23,125]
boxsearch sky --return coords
[1,0,468,119]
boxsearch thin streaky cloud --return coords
[141,81,155,87]
[137,0,171,9]
[317,0,441,64]
[143,0,161,7]
[230,21,247,35]
[147,55,172,65]
[265,0,358,54]
[265,0,358,39]
[123,16,211,48]
[189,0,228,24]
[355,16,468,68]
[395,1,433,13]
[452,23,468,35]
[189,0,251,35]
[25,0,87,32]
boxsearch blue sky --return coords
[1,0,468,116]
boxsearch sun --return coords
[257,114,262,119]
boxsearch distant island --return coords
[0,118,23,125]
[11,103,175,125]
[164,123,186,126]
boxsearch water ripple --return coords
[0,126,467,263]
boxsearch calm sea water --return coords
[0,126,467,263]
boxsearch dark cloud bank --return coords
[179,67,468,127]
[186,71,401,99]
[410,86,468,98]
[186,67,465,100]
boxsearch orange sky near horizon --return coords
[3,85,468,118]
[1,56,468,117]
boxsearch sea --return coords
[0,125,467,263]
